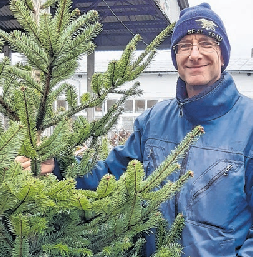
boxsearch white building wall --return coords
[133,73,178,98]
[229,72,253,98]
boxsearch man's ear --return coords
[220,54,224,67]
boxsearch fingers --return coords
[15,156,29,163]
[40,158,55,175]
[15,156,31,170]
[15,156,55,174]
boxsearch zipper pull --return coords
[224,164,233,176]
[178,102,184,117]
[148,148,153,157]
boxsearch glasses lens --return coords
[177,43,192,54]
[175,41,218,55]
[199,41,217,53]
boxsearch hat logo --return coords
[195,18,218,31]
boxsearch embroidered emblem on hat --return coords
[196,18,218,31]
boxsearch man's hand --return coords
[15,156,55,175]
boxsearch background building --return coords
[57,50,253,132]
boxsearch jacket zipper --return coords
[178,102,184,117]
[149,148,157,169]
[178,100,190,117]
[192,164,233,201]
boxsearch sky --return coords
[188,0,253,58]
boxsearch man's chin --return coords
[186,79,208,87]
[184,73,205,82]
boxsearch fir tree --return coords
[0,0,204,256]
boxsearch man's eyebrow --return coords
[179,36,213,43]
[197,36,213,41]
[179,39,192,43]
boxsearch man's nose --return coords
[189,44,202,59]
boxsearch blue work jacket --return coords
[59,71,253,256]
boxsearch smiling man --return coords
[16,3,253,257]
[153,3,253,256]
[175,34,224,97]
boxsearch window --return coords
[107,99,117,110]
[124,100,133,113]
[135,100,145,112]
[57,100,66,111]
[147,100,158,108]
[95,102,103,112]
[106,99,160,114]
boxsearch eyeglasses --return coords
[173,40,220,55]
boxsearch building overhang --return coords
[0,0,189,51]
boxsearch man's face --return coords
[175,34,224,91]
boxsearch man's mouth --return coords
[188,64,208,69]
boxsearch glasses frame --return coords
[173,40,220,55]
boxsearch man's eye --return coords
[199,41,213,48]
[180,43,191,50]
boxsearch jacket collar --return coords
[176,71,240,124]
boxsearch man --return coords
[17,3,253,256]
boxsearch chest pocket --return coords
[143,139,176,178]
[187,159,246,231]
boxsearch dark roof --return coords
[0,0,189,50]
[0,0,21,32]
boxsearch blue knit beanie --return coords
[171,3,230,72]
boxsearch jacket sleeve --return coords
[53,109,150,191]
[237,157,253,256]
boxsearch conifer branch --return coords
[0,222,14,248]
[0,96,19,121]
[57,0,68,32]
[127,194,138,230]
[8,186,31,216]
[7,66,43,94]
[0,56,10,76]
[19,221,24,255]
[132,23,175,70]
[143,171,194,218]
[40,13,55,55]
[10,0,40,42]
[56,0,72,34]
[38,91,107,130]
[5,30,49,72]
[166,213,185,244]
[21,87,36,149]
[55,10,101,56]
[41,0,57,9]
[0,193,11,215]
[51,58,79,84]
[0,124,23,153]
[2,74,17,99]
[47,82,69,103]
[36,68,52,130]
